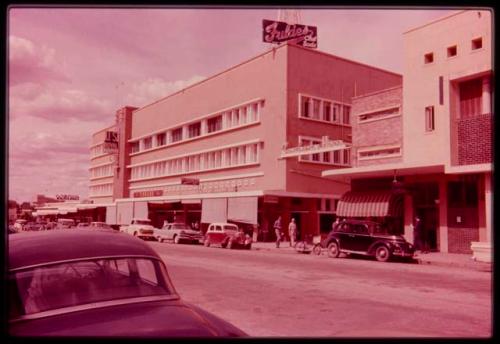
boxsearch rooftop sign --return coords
[262,19,317,48]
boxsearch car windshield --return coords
[10,257,174,317]
[223,225,238,231]
[134,220,151,225]
[171,224,190,230]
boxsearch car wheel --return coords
[227,240,233,249]
[375,245,391,262]
[312,244,322,256]
[204,239,210,247]
[133,232,138,236]
[327,242,340,258]
[174,235,180,244]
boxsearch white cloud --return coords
[124,75,205,108]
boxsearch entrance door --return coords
[290,212,303,240]
[417,206,439,251]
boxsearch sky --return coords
[7,6,456,203]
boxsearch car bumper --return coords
[392,250,414,257]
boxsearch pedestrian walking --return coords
[288,218,297,247]
[332,218,340,232]
[273,216,282,248]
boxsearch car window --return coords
[335,223,349,233]
[172,224,188,230]
[134,220,151,225]
[352,224,368,234]
[215,225,222,232]
[223,225,238,231]
[11,257,173,317]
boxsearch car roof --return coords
[132,218,150,221]
[8,229,161,271]
[210,223,237,226]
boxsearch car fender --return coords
[367,240,392,255]
[325,237,340,249]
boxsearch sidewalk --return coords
[251,241,492,272]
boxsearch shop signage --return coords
[133,190,164,198]
[55,194,80,201]
[262,19,317,48]
[103,141,119,154]
[181,177,200,185]
[280,137,349,159]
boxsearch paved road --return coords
[149,241,492,338]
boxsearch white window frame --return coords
[298,93,351,126]
[357,145,402,161]
[357,106,401,124]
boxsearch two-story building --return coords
[322,10,493,261]
[91,42,402,238]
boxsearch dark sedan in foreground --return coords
[8,229,247,337]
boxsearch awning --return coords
[336,191,403,217]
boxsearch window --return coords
[459,78,482,118]
[207,115,222,133]
[424,52,434,64]
[332,104,340,122]
[156,133,166,146]
[358,146,401,160]
[343,149,350,165]
[425,106,435,131]
[130,142,140,154]
[323,152,331,163]
[312,99,321,119]
[447,45,457,57]
[143,137,152,150]
[301,96,311,118]
[188,122,201,138]
[358,107,399,122]
[333,150,340,164]
[171,128,182,143]
[323,102,332,122]
[342,105,350,124]
[471,37,482,50]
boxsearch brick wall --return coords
[457,114,492,165]
[448,227,479,254]
[351,86,403,166]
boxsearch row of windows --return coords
[89,183,113,197]
[300,95,351,125]
[130,143,260,181]
[357,146,401,160]
[130,100,262,154]
[90,164,114,179]
[424,37,483,64]
[298,137,351,166]
[358,107,400,123]
[90,144,106,158]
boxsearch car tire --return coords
[227,240,233,249]
[312,244,322,255]
[375,245,391,262]
[204,239,210,247]
[327,242,340,258]
[133,232,138,236]
[174,235,180,244]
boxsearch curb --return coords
[415,258,492,272]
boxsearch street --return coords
[150,241,492,338]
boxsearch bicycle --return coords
[294,234,322,255]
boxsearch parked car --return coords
[55,218,76,230]
[89,222,114,231]
[9,225,18,234]
[76,222,90,229]
[120,218,156,241]
[7,229,247,337]
[155,223,204,244]
[323,219,415,262]
[45,222,57,230]
[23,222,43,231]
[14,219,27,232]
[204,223,252,249]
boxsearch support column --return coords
[438,179,449,253]
[471,173,492,262]
[403,194,414,244]
[482,76,491,114]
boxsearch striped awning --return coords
[336,191,404,217]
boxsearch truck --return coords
[119,218,156,241]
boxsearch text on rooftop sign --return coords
[262,19,317,48]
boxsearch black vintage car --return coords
[8,229,247,337]
[324,219,414,262]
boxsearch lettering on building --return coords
[262,19,317,48]
[133,190,164,198]
[55,194,80,201]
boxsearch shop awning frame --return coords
[336,191,404,217]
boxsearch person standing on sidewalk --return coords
[288,218,297,247]
[274,216,282,248]
[414,216,427,254]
